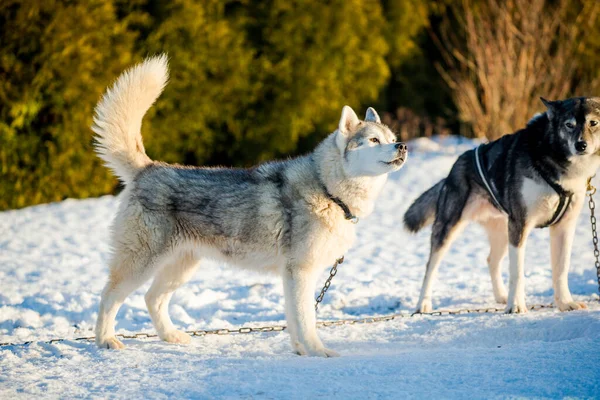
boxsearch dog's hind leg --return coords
[416,182,470,313]
[416,220,466,313]
[145,252,200,344]
[482,218,509,304]
[95,252,157,349]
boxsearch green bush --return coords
[0,0,138,209]
[0,0,426,210]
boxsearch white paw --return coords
[304,347,340,358]
[557,301,588,312]
[292,340,306,356]
[161,330,192,344]
[323,347,340,357]
[416,299,432,313]
[96,336,125,350]
[505,300,528,314]
[494,292,508,304]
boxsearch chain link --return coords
[0,302,570,347]
[587,176,600,297]
[4,198,600,349]
[315,256,343,311]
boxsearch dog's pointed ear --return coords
[364,107,381,123]
[338,106,360,135]
[540,97,557,120]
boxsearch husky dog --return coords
[405,97,600,314]
[92,55,407,356]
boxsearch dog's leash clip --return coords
[587,176,597,196]
[348,216,359,224]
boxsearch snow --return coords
[1,136,600,398]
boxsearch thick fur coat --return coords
[405,97,600,314]
[93,55,407,356]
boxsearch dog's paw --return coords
[557,301,588,312]
[161,330,192,344]
[504,301,528,314]
[322,348,340,357]
[416,300,433,314]
[292,341,306,356]
[304,347,340,358]
[96,336,125,350]
[300,341,340,357]
[494,292,508,304]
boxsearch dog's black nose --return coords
[395,142,407,152]
[575,141,587,153]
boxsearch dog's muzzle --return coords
[395,142,407,153]
[391,142,408,164]
[575,140,587,154]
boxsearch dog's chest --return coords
[521,177,580,226]
[306,218,357,266]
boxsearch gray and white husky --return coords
[405,97,600,314]
[93,55,407,356]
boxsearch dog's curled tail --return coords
[403,179,445,233]
[92,54,169,185]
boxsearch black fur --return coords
[404,97,600,248]
[403,179,444,232]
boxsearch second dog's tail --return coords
[403,179,445,233]
[92,54,169,185]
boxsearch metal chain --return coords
[586,176,600,296]
[0,303,564,347]
[315,256,344,311]
[4,205,600,349]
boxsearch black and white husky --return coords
[405,97,600,313]
[92,55,407,356]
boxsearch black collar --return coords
[312,154,358,224]
[315,180,358,224]
[321,185,358,224]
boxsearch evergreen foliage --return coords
[1,0,598,209]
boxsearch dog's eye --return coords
[369,138,380,144]
[591,120,598,127]
[565,121,575,129]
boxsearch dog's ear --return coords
[338,106,360,135]
[540,97,557,120]
[336,106,359,151]
[364,107,381,123]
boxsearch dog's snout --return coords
[575,140,587,153]
[395,142,407,152]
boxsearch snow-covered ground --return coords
[1,137,600,398]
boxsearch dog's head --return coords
[541,97,600,157]
[335,106,407,177]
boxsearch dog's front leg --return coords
[506,219,529,313]
[550,198,587,311]
[282,264,339,357]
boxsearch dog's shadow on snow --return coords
[112,283,287,332]
[535,268,599,298]
[333,294,403,316]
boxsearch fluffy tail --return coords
[92,54,169,185]
[403,179,445,233]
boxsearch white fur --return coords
[92,54,169,184]
[365,107,381,123]
[92,57,406,356]
[338,106,360,135]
